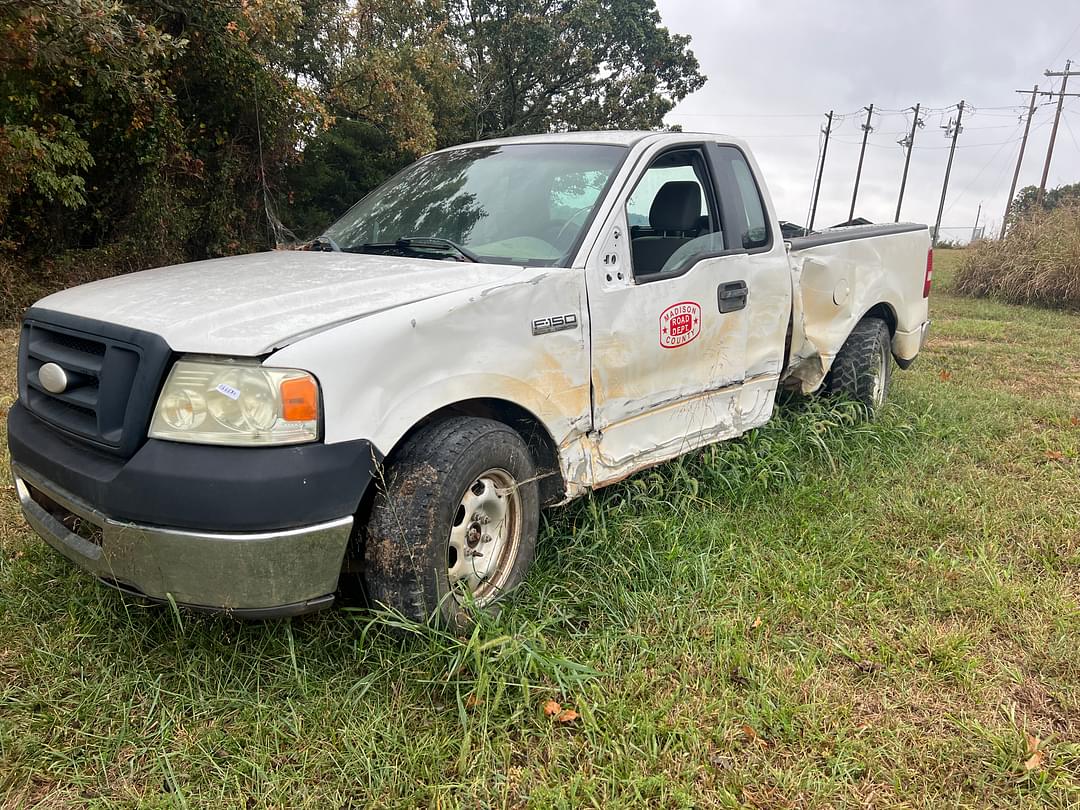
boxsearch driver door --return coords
[584,143,766,483]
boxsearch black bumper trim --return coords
[8,401,381,532]
[102,578,337,618]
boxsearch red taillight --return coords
[923,248,933,297]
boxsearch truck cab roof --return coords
[437,130,749,152]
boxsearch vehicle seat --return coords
[631,181,702,275]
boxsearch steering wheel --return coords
[553,205,594,246]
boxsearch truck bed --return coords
[786,222,927,251]
[782,222,932,394]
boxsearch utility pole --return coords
[1038,60,1076,204]
[895,103,923,222]
[1001,85,1039,238]
[971,202,982,242]
[933,100,965,245]
[848,104,874,221]
[808,110,834,231]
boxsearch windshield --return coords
[322,143,627,266]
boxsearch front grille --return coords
[18,310,174,458]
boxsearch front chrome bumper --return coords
[13,462,353,617]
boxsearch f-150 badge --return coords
[659,301,701,348]
[531,313,578,336]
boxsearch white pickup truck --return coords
[9,131,932,624]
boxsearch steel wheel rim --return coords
[871,345,887,407]
[446,467,521,604]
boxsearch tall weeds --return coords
[954,203,1080,309]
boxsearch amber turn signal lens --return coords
[280,377,318,422]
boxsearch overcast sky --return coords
[657,0,1080,240]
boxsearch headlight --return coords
[149,359,320,446]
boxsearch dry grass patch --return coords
[955,204,1080,309]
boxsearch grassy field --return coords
[1,250,1078,808]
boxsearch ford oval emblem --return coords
[39,362,69,394]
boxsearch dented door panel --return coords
[581,136,792,487]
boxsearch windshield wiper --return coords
[351,236,479,263]
[398,236,479,262]
[307,235,340,252]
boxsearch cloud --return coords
[659,0,1080,239]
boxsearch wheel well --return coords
[389,399,567,506]
[863,303,897,336]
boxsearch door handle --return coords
[718,280,748,313]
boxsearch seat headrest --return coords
[649,181,702,231]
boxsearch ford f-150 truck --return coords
[9,131,932,625]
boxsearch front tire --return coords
[825,317,893,417]
[363,416,540,627]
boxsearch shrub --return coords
[953,203,1080,309]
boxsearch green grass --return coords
[1,249,1079,808]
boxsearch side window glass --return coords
[625,149,724,280]
[626,165,710,228]
[717,146,770,250]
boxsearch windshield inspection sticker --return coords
[215,382,241,400]
[659,301,701,348]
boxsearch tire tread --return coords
[363,416,538,625]
[825,317,892,413]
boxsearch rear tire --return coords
[363,416,540,628]
[825,317,892,417]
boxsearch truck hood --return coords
[34,251,527,355]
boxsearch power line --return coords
[943,119,1026,219]
[1062,109,1080,154]
[1048,19,1080,66]
[670,84,1076,238]
[831,136,1029,150]
[680,132,823,138]
[665,110,860,119]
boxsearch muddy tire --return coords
[363,416,540,628]
[825,317,892,416]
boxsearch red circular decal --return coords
[659,301,702,348]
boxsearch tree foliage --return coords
[1,0,705,301]
[1,0,328,262]
[439,0,705,141]
[1006,182,1080,224]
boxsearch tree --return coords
[1,0,707,311]
[1006,182,1080,224]
[280,0,462,237]
[436,0,706,142]
[284,119,415,238]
